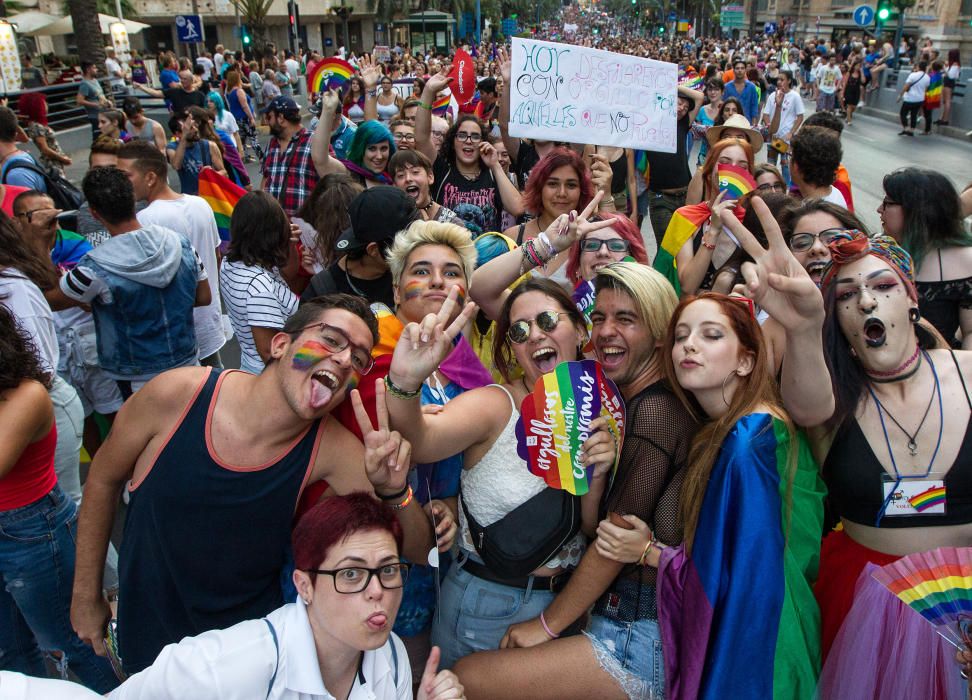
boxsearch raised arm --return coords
[720,197,834,427]
[675,192,736,296]
[359,56,381,123]
[679,84,704,123]
[311,89,349,178]
[416,65,452,162]
[496,48,521,163]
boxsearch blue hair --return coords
[473,232,517,268]
[346,119,396,169]
[207,92,226,120]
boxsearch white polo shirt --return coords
[106,600,412,699]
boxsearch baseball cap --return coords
[334,187,418,253]
[262,95,300,116]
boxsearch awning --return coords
[24,13,150,36]
[5,11,60,34]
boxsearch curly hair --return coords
[521,147,594,217]
[438,114,486,168]
[0,303,51,390]
[791,126,842,188]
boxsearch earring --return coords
[721,369,738,408]
[908,308,921,324]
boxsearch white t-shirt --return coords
[219,259,298,374]
[196,56,214,81]
[138,196,226,358]
[284,58,300,87]
[904,71,931,102]
[762,90,805,142]
[105,57,125,86]
[819,186,849,209]
[947,64,960,80]
[815,65,842,94]
[0,270,58,372]
[213,53,224,75]
[214,110,239,136]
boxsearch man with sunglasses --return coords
[70,293,435,675]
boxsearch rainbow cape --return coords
[307,57,354,95]
[198,167,245,249]
[657,415,826,699]
[924,70,943,110]
[652,203,714,296]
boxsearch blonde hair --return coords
[385,220,477,288]
[593,262,678,345]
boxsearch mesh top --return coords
[602,381,696,586]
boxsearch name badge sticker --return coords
[881,476,946,516]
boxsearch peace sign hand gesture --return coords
[350,380,412,497]
[719,197,824,333]
[386,286,478,396]
[544,190,615,256]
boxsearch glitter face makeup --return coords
[292,340,331,371]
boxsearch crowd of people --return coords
[1,14,971,700]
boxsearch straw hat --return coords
[706,113,764,152]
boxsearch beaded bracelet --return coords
[389,485,414,510]
[540,611,559,639]
[384,374,421,400]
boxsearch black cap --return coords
[334,187,418,253]
[262,95,300,116]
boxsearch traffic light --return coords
[241,25,251,45]
[877,0,891,21]
[658,25,665,33]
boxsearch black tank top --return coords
[823,351,972,528]
[117,369,323,672]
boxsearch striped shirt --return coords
[219,259,298,374]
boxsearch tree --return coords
[231,0,275,55]
[67,0,106,66]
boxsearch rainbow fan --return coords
[307,57,355,95]
[871,547,972,648]
[717,163,757,199]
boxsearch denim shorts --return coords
[430,552,556,670]
[585,614,665,700]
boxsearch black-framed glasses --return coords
[297,322,375,375]
[508,311,568,344]
[880,196,900,209]
[581,238,630,254]
[789,228,842,252]
[757,182,786,193]
[306,563,411,594]
[393,132,416,142]
[455,131,483,143]
[16,208,60,225]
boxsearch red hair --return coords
[700,138,755,201]
[18,92,47,127]
[566,212,649,283]
[522,147,594,216]
[292,492,403,578]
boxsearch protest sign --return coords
[516,360,626,496]
[508,37,678,152]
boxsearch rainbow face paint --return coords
[453,283,467,305]
[403,280,425,301]
[292,340,331,371]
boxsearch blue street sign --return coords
[853,4,875,26]
[324,37,333,47]
[764,21,777,34]
[668,11,677,21]
[175,14,203,43]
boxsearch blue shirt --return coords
[159,68,180,89]
[2,153,46,191]
[723,81,760,124]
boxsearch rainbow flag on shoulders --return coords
[652,203,712,296]
[198,167,246,250]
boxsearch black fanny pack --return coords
[460,485,580,579]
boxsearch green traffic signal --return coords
[877,6,890,19]
[658,26,665,33]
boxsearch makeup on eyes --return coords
[292,340,331,371]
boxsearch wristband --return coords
[384,374,421,400]
[536,231,556,257]
[701,240,717,250]
[389,485,414,510]
[539,611,559,639]
[418,101,433,110]
[378,485,409,501]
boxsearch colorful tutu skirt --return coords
[815,531,966,699]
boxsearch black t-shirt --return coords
[432,155,502,234]
[645,116,691,191]
[513,142,541,189]
[164,88,207,114]
[301,261,395,309]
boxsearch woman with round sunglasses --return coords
[879,167,972,349]
[415,65,524,233]
[22,494,465,699]
[718,201,970,698]
[384,242,618,669]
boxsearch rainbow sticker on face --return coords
[515,359,626,496]
[292,340,330,371]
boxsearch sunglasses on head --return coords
[508,310,568,344]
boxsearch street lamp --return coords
[330,0,353,53]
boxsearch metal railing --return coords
[6,80,167,132]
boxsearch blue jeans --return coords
[0,487,117,693]
[430,552,557,670]
[585,615,665,700]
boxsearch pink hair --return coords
[566,212,649,284]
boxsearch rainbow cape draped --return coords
[657,414,826,700]
[925,71,943,110]
[652,203,715,296]
[198,167,245,249]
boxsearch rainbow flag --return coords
[307,57,354,95]
[198,167,245,249]
[717,163,757,199]
[657,414,826,699]
[652,203,712,296]
[432,92,451,117]
[924,70,943,110]
[834,164,854,214]
[634,150,650,186]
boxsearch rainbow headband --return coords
[307,57,354,94]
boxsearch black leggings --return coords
[900,101,922,129]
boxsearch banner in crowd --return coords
[508,37,678,152]
[516,360,626,496]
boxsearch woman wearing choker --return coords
[720,212,969,698]
[414,65,524,233]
